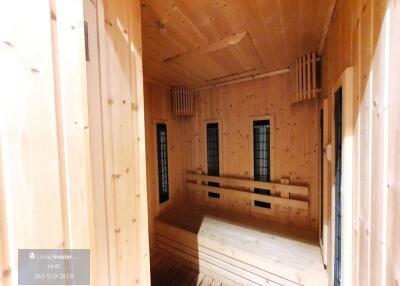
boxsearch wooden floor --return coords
[152,204,328,286]
[151,252,224,286]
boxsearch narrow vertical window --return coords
[253,120,271,208]
[320,109,324,240]
[157,123,169,203]
[207,123,219,186]
[334,88,343,286]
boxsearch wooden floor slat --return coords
[177,267,197,286]
[151,252,224,286]
[151,258,176,285]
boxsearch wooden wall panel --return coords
[349,1,362,284]
[83,0,110,284]
[95,0,151,284]
[386,2,400,283]
[1,0,151,285]
[144,82,186,250]
[183,74,319,232]
[0,0,91,284]
[320,0,399,284]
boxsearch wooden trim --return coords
[187,183,309,210]
[302,56,307,100]
[195,68,290,91]
[187,174,309,196]
[206,69,260,86]
[321,98,330,266]
[312,53,317,99]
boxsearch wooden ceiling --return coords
[141,0,333,88]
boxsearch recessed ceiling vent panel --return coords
[171,86,195,118]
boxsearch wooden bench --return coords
[155,204,327,286]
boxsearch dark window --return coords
[157,123,169,203]
[334,88,343,286]
[320,109,324,240]
[208,192,220,199]
[253,120,271,209]
[207,123,219,186]
[254,200,271,209]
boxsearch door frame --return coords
[320,98,329,267]
[331,67,354,285]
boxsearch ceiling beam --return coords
[318,0,337,54]
[206,69,261,85]
[163,30,248,63]
[195,67,290,91]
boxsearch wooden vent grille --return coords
[171,86,194,117]
[291,52,320,104]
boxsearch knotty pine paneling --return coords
[320,0,400,284]
[182,74,319,232]
[144,82,186,250]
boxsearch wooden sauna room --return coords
[1,0,399,286]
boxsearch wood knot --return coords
[3,268,11,277]
[51,11,57,20]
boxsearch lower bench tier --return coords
[154,205,327,286]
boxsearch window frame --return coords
[204,119,223,177]
[155,120,170,205]
[249,115,275,215]
[203,119,223,205]
[331,67,354,286]
[206,122,220,183]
